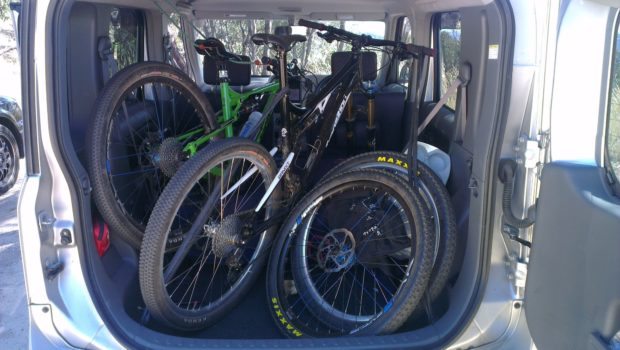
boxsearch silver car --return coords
[15,0,620,348]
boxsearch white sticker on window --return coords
[488,44,499,60]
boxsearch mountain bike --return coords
[138,20,438,334]
[87,36,303,249]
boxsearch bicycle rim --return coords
[271,174,426,336]
[105,79,207,231]
[153,147,277,326]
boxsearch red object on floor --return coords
[93,216,110,257]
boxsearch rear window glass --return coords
[607,22,620,187]
[398,16,413,85]
[165,14,189,76]
[109,8,142,71]
[193,19,385,76]
[436,12,462,109]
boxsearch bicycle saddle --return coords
[251,34,307,52]
[194,38,244,62]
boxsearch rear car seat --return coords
[330,51,383,152]
[418,101,456,153]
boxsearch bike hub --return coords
[317,228,356,272]
[204,211,253,258]
[148,137,184,178]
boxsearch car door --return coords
[524,1,620,349]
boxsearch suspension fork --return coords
[367,92,376,150]
[345,97,355,153]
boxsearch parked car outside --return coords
[0,95,23,195]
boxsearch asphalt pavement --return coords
[0,160,29,349]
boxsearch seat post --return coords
[216,60,235,137]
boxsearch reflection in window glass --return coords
[291,21,385,75]
[193,19,385,76]
[166,14,189,76]
[608,25,620,180]
[401,17,413,44]
[109,8,141,72]
[438,12,461,109]
[398,17,413,85]
[194,19,288,75]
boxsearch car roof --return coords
[96,0,491,18]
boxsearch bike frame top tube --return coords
[295,54,359,128]
[180,78,279,155]
[288,50,363,184]
[219,80,280,137]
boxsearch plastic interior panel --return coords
[67,3,108,159]
[525,163,620,350]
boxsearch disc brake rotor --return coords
[317,228,356,272]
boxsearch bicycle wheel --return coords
[140,138,280,330]
[266,169,434,337]
[322,151,457,303]
[88,62,217,249]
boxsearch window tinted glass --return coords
[608,23,620,184]
[195,19,288,75]
[401,16,413,44]
[397,17,413,85]
[193,19,385,76]
[437,12,461,109]
[291,21,385,75]
[165,14,189,75]
[109,8,141,72]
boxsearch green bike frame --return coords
[178,80,280,156]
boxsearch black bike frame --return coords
[281,47,364,187]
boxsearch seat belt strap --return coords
[417,78,462,134]
[454,79,467,142]
[417,63,471,135]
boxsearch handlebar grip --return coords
[298,19,327,31]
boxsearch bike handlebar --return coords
[298,19,435,59]
[299,19,363,44]
[297,19,327,31]
[366,38,399,47]
[406,44,435,58]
